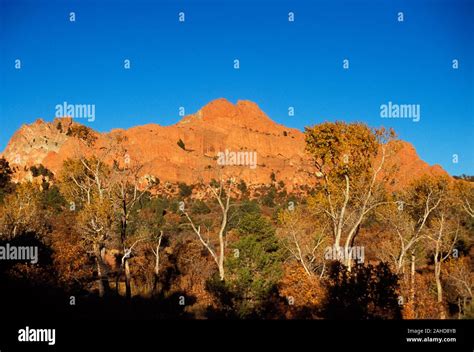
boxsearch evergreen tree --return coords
[207,213,284,318]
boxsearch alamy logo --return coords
[0,243,38,264]
[217,149,257,169]
[18,326,56,346]
[324,245,365,264]
[55,101,96,122]
[380,101,420,122]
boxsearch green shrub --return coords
[178,182,193,197]
[191,200,211,214]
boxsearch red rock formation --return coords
[1,98,448,189]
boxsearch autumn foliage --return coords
[0,121,472,319]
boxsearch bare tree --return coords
[151,231,164,286]
[455,181,474,218]
[60,130,116,205]
[59,154,114,297]
[108,141,159,299]
[379,183,443,275]
[277,206,328,278]
[0,182,48,239]
[77,197,115,297]
[377,175,449,317]
[443,257,473,319]
[181,177,235,280]
[426,213,459,319]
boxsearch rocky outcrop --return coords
[1,98,447,189]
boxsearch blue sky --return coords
[0,0,473,175]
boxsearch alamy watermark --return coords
[55,101,96,122]
[380,101,420,122]
[324,245,365,264]
[18,326,55,346]
[217,149,257,169]
[0,243,38,264]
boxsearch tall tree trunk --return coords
[409,250,416,318]
[435,261,446,319]
[397,251,405,274]
[433,233,446,320]
[95,257,105,297]
[94,244,110,297]
[154,245,160,276]
[124,258,132,299]
[218,208,227,281]
[119,199,129,297]
[344,225,359,272]
[152,233,163,294]
[458,298,462,319]
[153,246,160,294]
[218,237,225,281]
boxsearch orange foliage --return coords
[400,272,442,319]
[278,262,323,318]
[50,213,92,289]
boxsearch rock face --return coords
[2,118,74,165]
[1,98,447,188]
[2,117,78,181]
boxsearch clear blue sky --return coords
[1,0,473,175]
